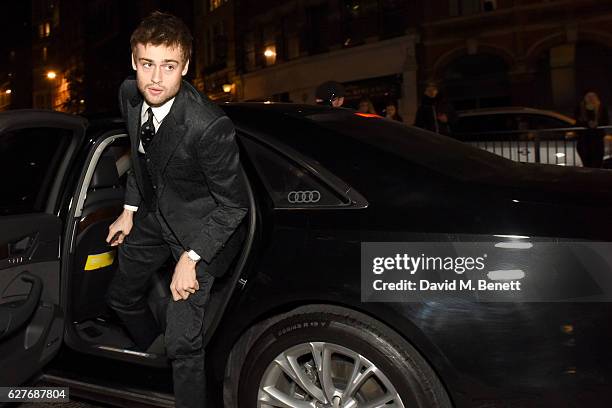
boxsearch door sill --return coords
[64,321,170,368]
[38,373,175,407]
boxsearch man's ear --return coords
[131,53,137,71]
[181,59,190,76]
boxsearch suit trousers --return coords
[105,204,214,408]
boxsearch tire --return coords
[224,304,452,408]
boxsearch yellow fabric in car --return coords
[84,251,115,270]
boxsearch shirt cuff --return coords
[123,204,139,211]
[187,249,201,262]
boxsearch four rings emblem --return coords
[288,190,321,204]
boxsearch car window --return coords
[239,136,348,208]
[527,115,569,129]
[0,127,72,215]
[452,116,480,134]
[455,114,520,134]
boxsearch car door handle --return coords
[0,273,43,341]
[1,234,38,264]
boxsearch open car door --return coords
[0,110,86,385]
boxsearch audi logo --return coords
[287,190,321,203]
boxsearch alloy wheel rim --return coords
[257,341,406,408]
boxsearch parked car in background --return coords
[452,107,585,166]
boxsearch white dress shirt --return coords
[122,97,202,262]
[137,98,175,153]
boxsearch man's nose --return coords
[152,65,162,84]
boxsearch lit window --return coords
[264,45,276,65]
[209,0,227,11]
[44,22,51,37]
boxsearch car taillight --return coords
[354,112,382,118]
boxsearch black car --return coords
[452,107,583,166]
[2,104,612,408]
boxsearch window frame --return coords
[0,110,86,216]
[236,125,368,210]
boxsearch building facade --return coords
[195,0,420,122]
[31,0,78,111]
[0,2,32,111]
[418,0,612,115]
[23,0,612,119]
[30,0,195,114]
[194,0,237,102]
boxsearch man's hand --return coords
[106,209,135,246]
[170,251,200,301]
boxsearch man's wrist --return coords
[185,249,200,263]
[123,204,138,212]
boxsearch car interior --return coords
[65,132,253,365]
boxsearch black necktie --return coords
[141,107,155,151]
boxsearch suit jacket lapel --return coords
[127,93,142,153]
[153,115,184,174]
[126,93,145,187]
[151,84,187,174]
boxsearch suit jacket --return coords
[118,77,249,277]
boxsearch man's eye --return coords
[143,63,152,68]
[164,65,176,71]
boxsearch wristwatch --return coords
[186,249,200,263]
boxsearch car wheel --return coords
[225,304,451,408]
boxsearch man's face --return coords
[132,43,189,107]
[585,92,599,106]
[332,96,344,107]
[425,85,438,98]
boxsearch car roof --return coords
[456,107,575,124]
[220,101,525,183]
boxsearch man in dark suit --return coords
[104,11,248,408]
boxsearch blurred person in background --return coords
[414,81,454,135]
[575,90,609,168]
[384,101,403,122]
[315,80,345,107]
[358,97,377,115]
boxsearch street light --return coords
[222,83,233,93]
[46,71,57,80]
[5,89,11,95]
[264,48,276,58]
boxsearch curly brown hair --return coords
[130,11,193,63]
